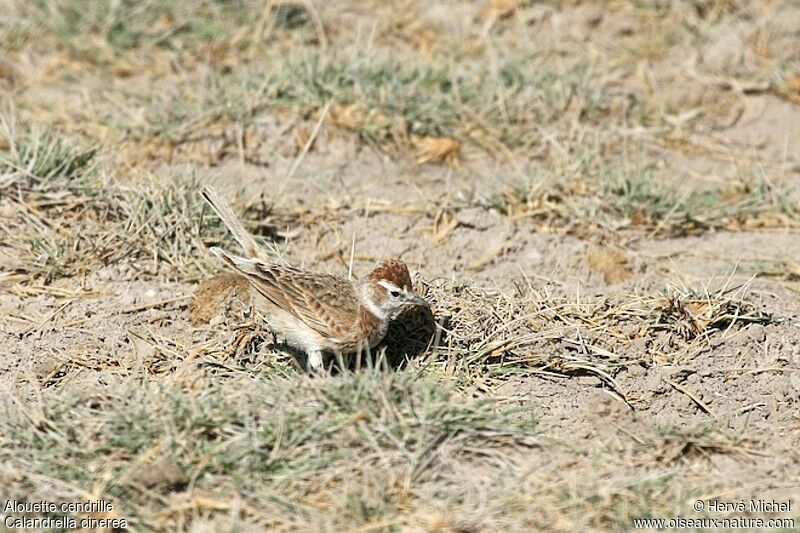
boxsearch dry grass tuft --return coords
[586,246,633,284]
[648,424,765,464]
[0,128,289,281]
[654,283,772,341]
[485,168,800,239]
[189,273,252,326]
[413,135,461,167]
[420,277,774,382]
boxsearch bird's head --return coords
[359,258,428,320]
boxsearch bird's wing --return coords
[255,266,361,339]
[211,247,359,339]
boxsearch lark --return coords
[200,185,428,372]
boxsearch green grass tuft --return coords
[2,369,538,529]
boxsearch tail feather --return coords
[201,185,261,259]
[208,246,260,275]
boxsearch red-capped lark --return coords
[200,186,429,372]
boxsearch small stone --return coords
[136,458,185,489]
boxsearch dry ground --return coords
[1,0,800,530]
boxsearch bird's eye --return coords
[389,289,401,298]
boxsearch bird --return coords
[200,185,429,372]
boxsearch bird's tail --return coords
[207,246,260,275]
[201,185,262,259]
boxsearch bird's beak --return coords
[407,293,429,308]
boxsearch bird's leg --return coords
[363,341,376,369]
[307,350,325,374]
[333,348,347,371]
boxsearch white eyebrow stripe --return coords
[378,280,401,292]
